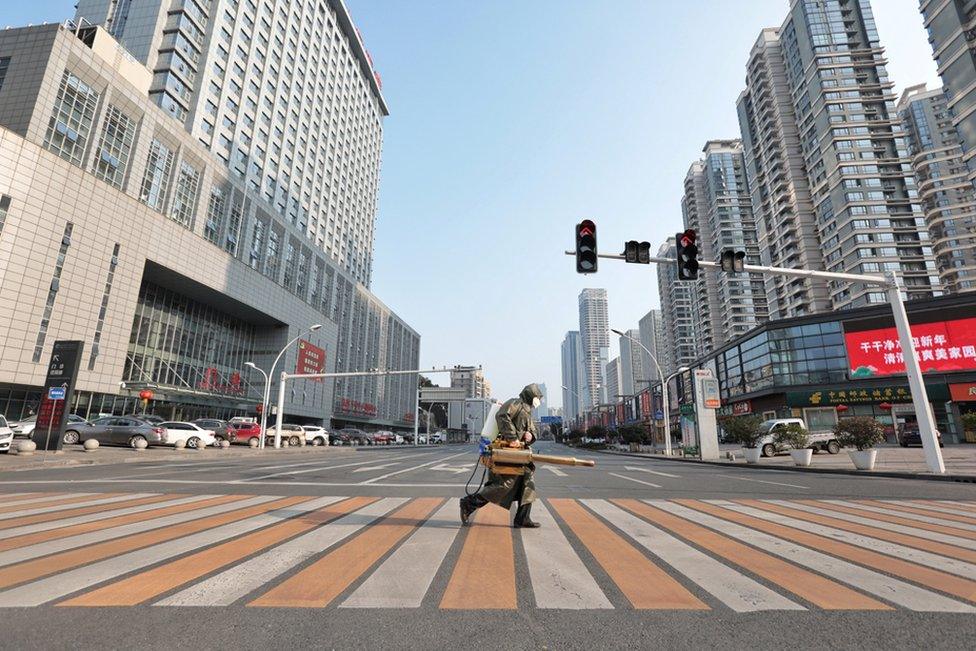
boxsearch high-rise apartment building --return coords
[578,288,609,410]
[898,84,976,293]
[737,28,832,319]
[656,239,701,373]
[638,309,669,377]
[618,329,644,397]
[683,140,769,352]
[604,358,621,405]
[450,367,489,399]
[560,331,584,423]
[75,0,386,286]
[920,0,976,185]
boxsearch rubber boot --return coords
[513,503,540,528]
[459,494,487,526]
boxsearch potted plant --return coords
[774,423,812,467]
[834,416,886,470]
[721,415,764,464]
[962,413,976,444]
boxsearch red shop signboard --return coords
[845,317,976,378]
[296,340,326,381]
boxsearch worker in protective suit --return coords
[460,383,543,528]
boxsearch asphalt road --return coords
[0,441,973,650]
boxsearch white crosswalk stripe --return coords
[0,493,151,521]
[885,500,976,519]
[823,500,976,531]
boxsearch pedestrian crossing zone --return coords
[0,491,973,612]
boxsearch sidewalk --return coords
[0,443,358,472]
[595,443,976,482]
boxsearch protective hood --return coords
[520,383,544,404]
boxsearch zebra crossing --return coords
[0,491,972,612]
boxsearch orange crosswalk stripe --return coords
[251,498,443,608]
[684,500,976,604]
[805,501,976,540]
[61,496,379,606]
[933,501,976,514]
[552,499,707,610]
[0,495,238,553]
[738,500,976,565]
[0,494,47,505]
[0,496,310,590]
[0,493,71,514]
[616,499,888,610]
[858,500,976,526]
[440,504,517,610]
[0,494,175,531]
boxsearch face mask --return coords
[532,397,541,408]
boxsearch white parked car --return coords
[158,421,217,449]
[12,414,88,439]
[0,416,12,453]
[303,425,329,446]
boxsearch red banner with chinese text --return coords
[845,317,976,378]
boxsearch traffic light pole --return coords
[567,250,947,474]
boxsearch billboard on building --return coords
[296,339,326,381]
[844,317,976,377]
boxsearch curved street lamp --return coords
[267,324,322,449]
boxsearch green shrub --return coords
[833,416,885,451]
[962,413,976,432]
[720,415,764,449]
[773,423,810,450]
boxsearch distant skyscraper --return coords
[738,1,942,310]
[638,309,669,376]
[683,140,769,353]
[737,28,831,319]
[618,329,644,397]
[578,288,609,410]
[450,367,489,398]
[75,0,387,286]
[920,0,976,186]
[531,383,548,421]
[560,331,584,423]
[898,84,976,293]
[656,239,701,373]
[604,358,621,405]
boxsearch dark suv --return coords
[897,423,944,448]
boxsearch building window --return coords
[92,105,135,189]
[170,160,201,228]
[204,187,226,244]
[32,223,73,363]
[0,195,9,238]
[88,243,121,370]
[224,193,243,255]
[0,57,10,92]
[140,139,175,211]
[265,229,281,280]
[43,70,100,166]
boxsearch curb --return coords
[584,448,976,484]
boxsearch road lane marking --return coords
[608,473,661,488]
[624,466,681,478]
[251,498,443,608]
[585,500,801,612]
[821,500,976,536]
[341,500,462,608]
[520,502,612,609]
[857,500,976,529]
[360,452,471,485]
[549,499,706,610]
[615,499,884,610]
[61,496,347,606]
[440,504,516,609]
[429,463,475,475]
[651,500,974,612]
[0,494,161,530]
[543,466,568,477]
[351,463,401,473]
[717,475,808,489]
[0,495,307,606]
[762,500,976,558]
[236,454,422,482]
[156,497,400,607]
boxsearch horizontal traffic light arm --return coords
[562,250,895,288]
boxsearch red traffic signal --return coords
[576,220,598,273]
[675,229,699,280]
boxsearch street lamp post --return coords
[561,384,582,431]
[612,328,687,456]
[244,362,269,450]
[270,324,322,449]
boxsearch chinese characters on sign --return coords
[339,398,377,417]
[295,340,325,382]
[845,317,976,377]
[37,340,84,452]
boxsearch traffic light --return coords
[720,249,746,273]
[638,241,651,264]
[675,229,699,280]
[624,240,639,263]
[624,240,651,264]
[575,220,598,273]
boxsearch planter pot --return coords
[789,448,813,467]
[848,449,878,471]
[743,447,762,464]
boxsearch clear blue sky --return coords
[4,1,941,405]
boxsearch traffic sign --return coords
[540,416,562,424]
[654,409,664,420]
[47,386,66,401]
[679,404,694,415]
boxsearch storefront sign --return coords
[640,391,652,418]
[787,383,949,407]
[295,340,325,381]
[845,317,976,377]
[338,398,377,417]
[732,400,752,415]
[949,383,976,402]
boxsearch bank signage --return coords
[786,384,949,407]
[845,317,976,377]
[295,340,325,381]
